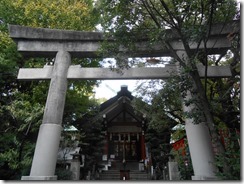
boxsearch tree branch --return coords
[148,0,175,27]
[141,0,161,28]
[159,0,179,28]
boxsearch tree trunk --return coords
[190,70,225,154]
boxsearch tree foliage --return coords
[97,0,240,180]
[0,0,101,179]
[0,0,98,31]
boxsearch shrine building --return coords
[98,85,149,174]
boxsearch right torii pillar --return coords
[177,51,218,180]
[183,91,217,180]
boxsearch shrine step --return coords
[130,170,150,180]
[99,170,120,180]
[99,170,150,180]
[110,161,139,170]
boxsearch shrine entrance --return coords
[109,133,139,161]
[8,21,239,180]
[99,86,147,170]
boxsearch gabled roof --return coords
[100,85,133,111]
[99,86,146,129]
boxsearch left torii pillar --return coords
[22,51,71,180]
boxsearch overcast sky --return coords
[94,80,139,99]
[94,57,169,100]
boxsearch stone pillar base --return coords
[21,175,57,180]
[29,124,62,176]
[192,175,218,180]
[168,162,180,180]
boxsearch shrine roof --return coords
[98,85,146,127]
[100,85,133,111]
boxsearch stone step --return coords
[130,174,149,180]
[130,170,149,180]
[110,162,139,170]
[100,175,120,180]
[99,170,150,180]
[99,170,120,180]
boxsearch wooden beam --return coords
[17,65,232,80]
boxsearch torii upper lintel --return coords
[9,20,239,58]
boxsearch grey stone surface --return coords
[24,51,71,180]
[168,162,180,180]
[70,159,80,180]
[9,20,239,58]
[42,51,71,125]
[21,175,57,180]
[13,37,231,58]
[191,175,218,180]
[23,124,62,179]
[18,65,232,80]
[9,20,238,41]
[9,24,105,41]
[177,51,218,179]
[185,121,217,178]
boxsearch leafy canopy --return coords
[0,0,102,179]
[96,0,240,180]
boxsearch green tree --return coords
[0,0,101,179]
[133,78,187,180]
[97,0,240,179]
[77,106,105,179]
[0,0,98,31]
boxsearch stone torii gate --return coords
[9,21,238,180]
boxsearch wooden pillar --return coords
[22,51,71,180]
[140,131,146,160]
[103,132,109,155]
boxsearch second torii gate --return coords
[9,21,239,180]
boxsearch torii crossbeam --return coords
[9,20,239,181]
[9,21,238,58]
[18,65,232,80]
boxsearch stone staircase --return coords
[130,170,149,180]
[99,170,150,181]
[98,161,150,181]
[99,170,120,180]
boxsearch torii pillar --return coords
[176,51,217,180]
[22,51,71,180]
[184,91,217,180]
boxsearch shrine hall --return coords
[98,86,149,178]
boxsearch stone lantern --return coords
[70,152,80,180]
